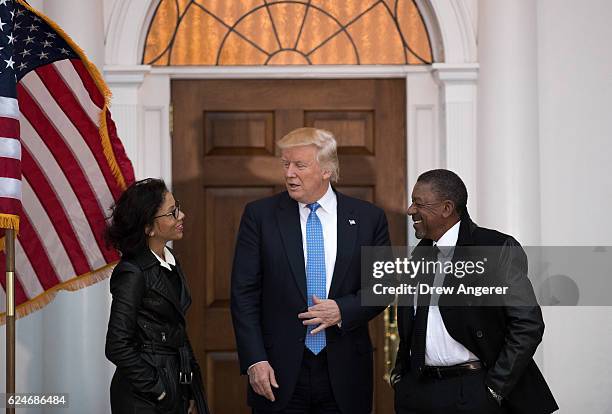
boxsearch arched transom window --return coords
[143,0,433,65]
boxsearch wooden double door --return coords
[172,79,406,414]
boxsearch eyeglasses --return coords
[154,202,181,220]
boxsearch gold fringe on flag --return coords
[0,3,133,324]
[0,214,19,232]
[17,0,128,191]
[0,214,19,253]
[0,262,118,325]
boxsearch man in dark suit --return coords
[393,169,558,414]
[231,127,390,414]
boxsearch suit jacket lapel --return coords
[277,193,308,303]
[329,192,358,299]
[440,216,478,302]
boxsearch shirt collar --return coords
[298,184,336,213]
[150,246,176,271]
[434,220,461,257]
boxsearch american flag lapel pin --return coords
[348,219,356,226]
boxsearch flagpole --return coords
[5,229,16,414]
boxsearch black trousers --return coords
[255,349,341,414]
[394,370,508,414]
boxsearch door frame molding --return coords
[104,1,481,235]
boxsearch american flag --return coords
[0,0,135,322]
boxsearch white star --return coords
[18,62,27,71]
[24,35,34,44]
[19,48,30,57]
[33,16,41,22]
[14,21,21,30]
[0,0,10,6]
[45,32,56,38]
[38,51,49,59]
[59,48,70,55]
[7,32,15,44]
[15,9,25,17]
[42,39,52,48]
[9,9,14,20]
[0,17,5,31]
[4,56,15,69]
[28,24,38,32]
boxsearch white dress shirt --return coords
[421,220,480,366]
[248,185,338,372]
[151,246,176,270]
[298,184,337,297]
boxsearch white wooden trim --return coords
[149,65,432,79]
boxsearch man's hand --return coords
[187,399,197,414]
[298,295,341,334]
[248,361,279,402]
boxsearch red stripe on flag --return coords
[13,212,62,291]
[0,254,28,306]
[69,59,105,109]
[0,197,22,216]
[0,157,21,180]
[0,117,20,139]
[106,110,136,185]
[18,84,116,263]
[34,65,123,200]
[21,147,92,276]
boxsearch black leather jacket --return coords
[105,248,208,414]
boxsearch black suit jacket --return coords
[231,190,390,413]
[394,216,558,414]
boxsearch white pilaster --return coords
[477,0,540,245]
[104,65,151,179]
[405,71,442,245]
[104,65,171,185]
[432,63,479,220]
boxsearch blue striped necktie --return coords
[305,202,327,354]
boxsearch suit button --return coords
[476,330,484,339]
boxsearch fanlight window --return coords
[143,0,433,65]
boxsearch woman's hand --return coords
[188,399,197,414]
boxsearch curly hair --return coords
[105,178,168,258]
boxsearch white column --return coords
[477,0,547,379]
[432,64,479,220]
[477,0,540,245]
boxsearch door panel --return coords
[172,79,406,414]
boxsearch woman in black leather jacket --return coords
[105,178,209,414]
